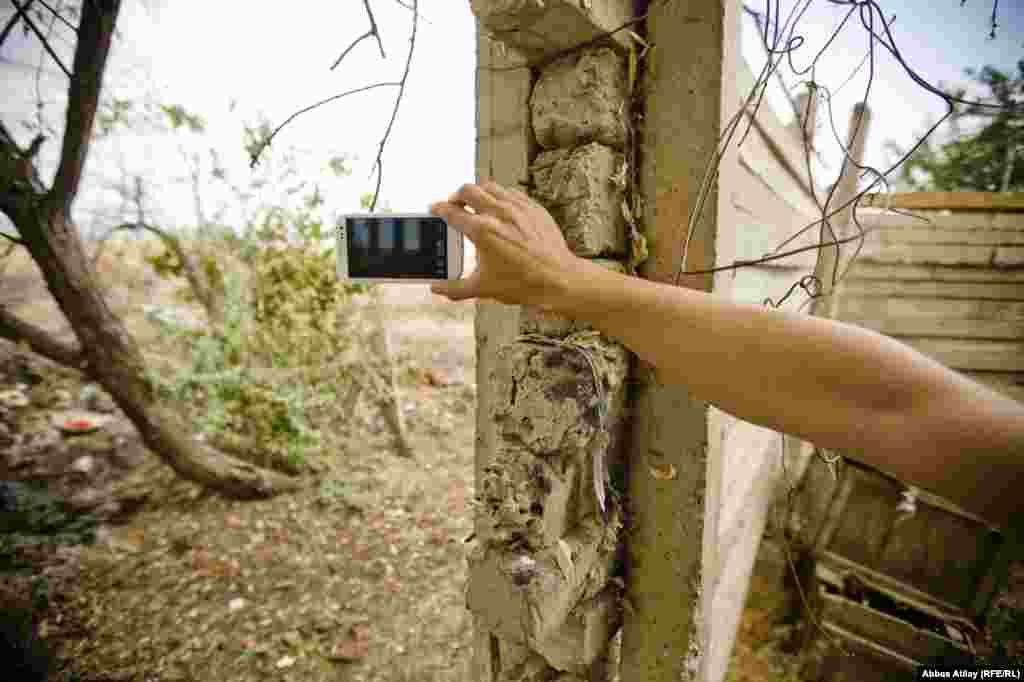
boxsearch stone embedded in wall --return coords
[471,0,636,63]
[520,259,628,338]
[489,337,630,460]
[531,47,628,151]
[476,337,631,549]
[466,517,622,674]
[531,142,626,258]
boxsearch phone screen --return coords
[344,216,449,279]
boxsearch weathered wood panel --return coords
[856,209,1024,231]
[736,58,816,205]
[839,316,1024,340]
[860,192,1024,211]
[896,337,1024,372]
[857,225,1024,245]
[839,279,1024,300]
[729,166,819,266]
[856,242,1024,267]
[736,131,819,219]
[837,297,1024,321]
[961,371,1024,404]
[842,262,1024,282]
[820,592,969,664]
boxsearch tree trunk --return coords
[0,0,299,499]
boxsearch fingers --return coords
[448,182,505,215]
[430,201,484,245]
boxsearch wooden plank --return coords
[737,130,821,219]
[843,316,1024,340]
[899,337,1024,372]
[836,297,1024,322]
[838,279,1024,300]
[728,167,817,268]
[854,243,1023,267]
[843,262,1024,282]
[961,371,1024,404]
[735,58,816,204]
[820,592,969,663]
[856,226,1024,245]
[860,192,1024,212]
[876,498,996,609]
[856,209,1024,231]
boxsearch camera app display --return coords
[346,216,448,279]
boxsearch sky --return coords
[1,0,1022,269]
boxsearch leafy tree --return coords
[887,60,1024,192]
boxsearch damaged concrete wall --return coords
[470,1,824,681]
[469,2,637,679]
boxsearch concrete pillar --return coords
[620,0,742,680]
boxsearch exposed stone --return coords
[466,517,620,674]
[489,337,630,457]
[471,0,635,63]
[71,455,96,474]
[531,143,626,258]
[531,47,627,151]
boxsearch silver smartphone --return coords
[335,213,464,284]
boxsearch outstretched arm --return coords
[430,181,1024,530]
[550,257,1024,530]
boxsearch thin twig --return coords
[366,0,418,212]
[248,82,401,168]
[9,0,70,78]
[0,0,35,49]
[0,231,25,245]
[36,0,77,33]
[330,0,386,70]
[393,0,432,25]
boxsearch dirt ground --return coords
[1,240,481,682]
[4,239,1017,681]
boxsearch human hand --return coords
[428,180,580,311]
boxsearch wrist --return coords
[547,256,618,318]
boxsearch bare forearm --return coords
[552,258,1024,527]
[553,259,922,445]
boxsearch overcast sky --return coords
[1,0,1021,262]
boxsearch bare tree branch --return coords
[0,0,35,50]
[9,0,71,78]
[330,0,386,70]
[366,0,418,212]
[248,82,401,168]
[393,0,432,25]
[0,121,48,218]
[36,0,78,34]
[0,304,85,368]
[50,0,119,212]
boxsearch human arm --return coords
[550,256,1024,530]
[429,181,1024,530]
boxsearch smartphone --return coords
[336,213,464,284]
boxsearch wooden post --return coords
[813,101,872,319]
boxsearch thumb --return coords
[431,274,478,302]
